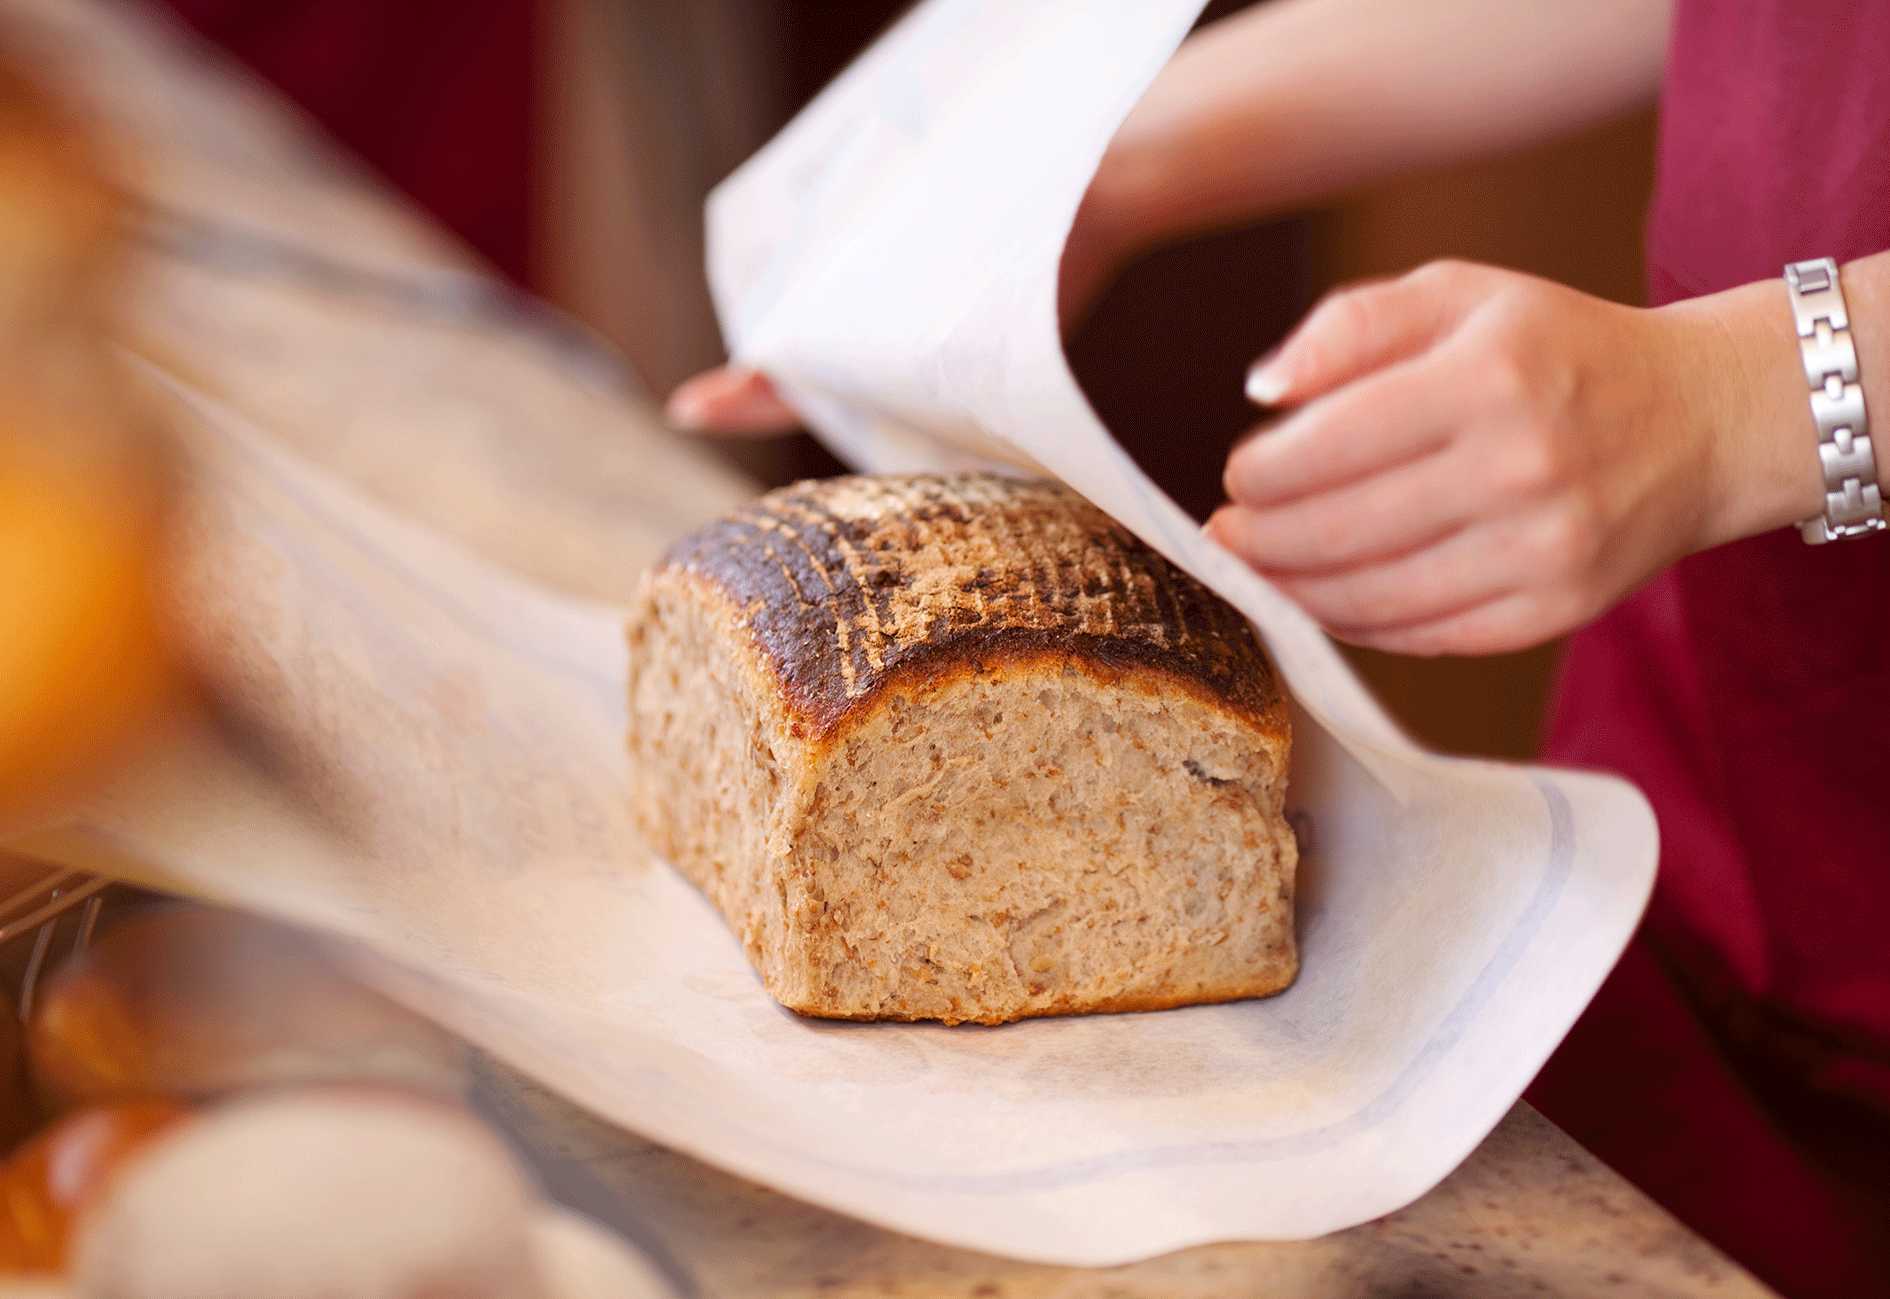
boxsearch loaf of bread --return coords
[626,474,1297,1025]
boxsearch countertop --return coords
[473,1053,1779,1299]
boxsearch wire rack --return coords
[0,861,114,1025]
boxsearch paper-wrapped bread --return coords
[626,474,1297,1025]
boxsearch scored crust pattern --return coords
[654,474,1285,736]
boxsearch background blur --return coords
[160,0,1658,761]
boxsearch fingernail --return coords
[1245,362,1289,407]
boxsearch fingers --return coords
[1212,437,1480,573]
[1220,358,1589,572]
[1207,501,1598,656]
[1244,261,1489,409]
[1224,359,1456,508]
[1280,505,1592,630]
[664,367,801,436]
[1209,261,1684,656]
[1339,588,1588,658]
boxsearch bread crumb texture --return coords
[627,474,1297,1025]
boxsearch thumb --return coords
[1245,260,1486,409]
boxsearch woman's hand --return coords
[1207,259,1817,656]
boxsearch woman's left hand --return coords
[1207,258,1817,656]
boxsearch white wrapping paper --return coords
[696,0,1660,1252]
[11,0,1656,1269]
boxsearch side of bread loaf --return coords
[626,474,1296,1025]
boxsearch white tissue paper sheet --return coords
[13,0,1656,1269]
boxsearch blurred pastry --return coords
[529,1209,674,1299]
[0,47,175,829]
[0,994,35,1156]
[69,1087,545,1299]
[0,1099,188,1271]
[29,907,464,1107]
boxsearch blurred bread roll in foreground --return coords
[30,907,464,1107]
[0,46,175,826]
[530,1209,674,1299]
[70,1087,545,1299]
[0,1099,190,1271]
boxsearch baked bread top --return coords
[654,473,1285,738]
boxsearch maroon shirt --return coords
[1526,4,1890,1295]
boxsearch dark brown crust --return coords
[654,474,1286,738]
[785,975,1296,1027]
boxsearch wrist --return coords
[1660,277,1825,551]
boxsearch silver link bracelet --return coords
[1787,257,1886,543]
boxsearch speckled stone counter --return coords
[473,1054,1778,1299]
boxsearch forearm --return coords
[679,0,1678,432]
[1089,0,1671,259]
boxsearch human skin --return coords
[666,0,1889,656]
